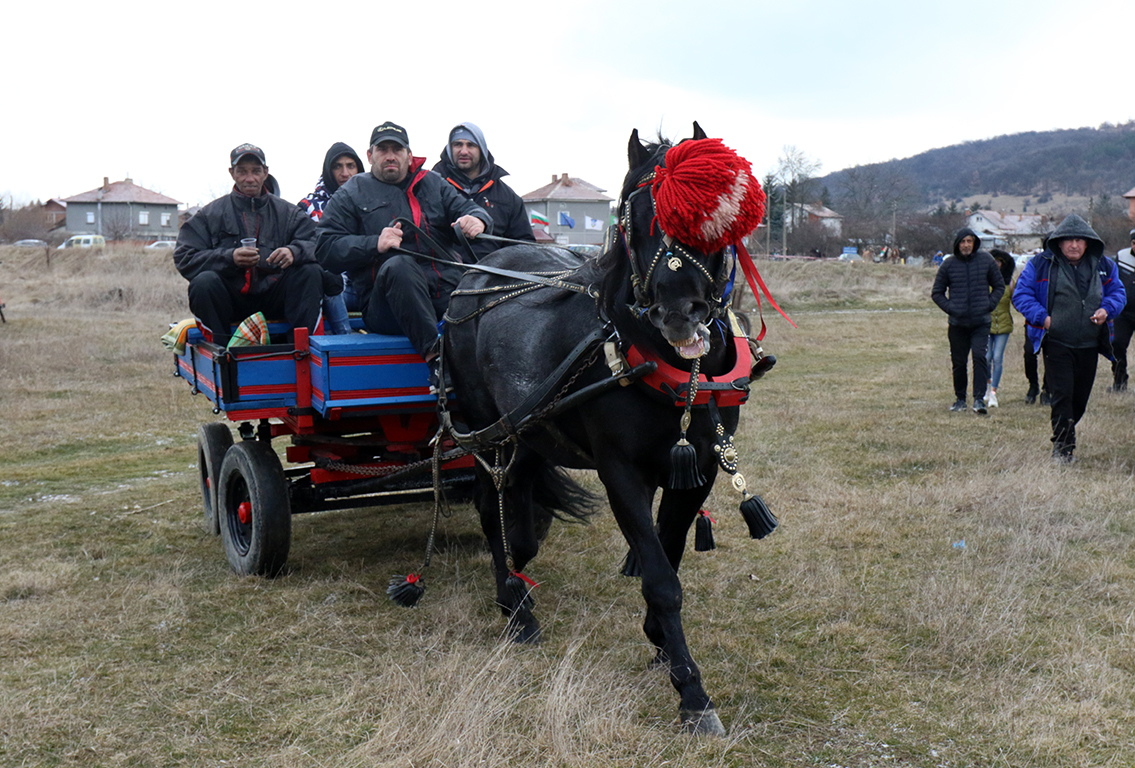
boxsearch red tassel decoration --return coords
[387,573,425,607]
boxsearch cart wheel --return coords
[197,423,233,535]
[217,440,291,577]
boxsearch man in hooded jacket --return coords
[432,122,534,261]
[1012,214,1125,462]
[932,227,1005,413]
[299,142,367,334]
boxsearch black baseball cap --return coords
[230,143,267,167]
[369,122,409,149]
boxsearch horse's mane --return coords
[596,137,672,315]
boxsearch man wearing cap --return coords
[1108,228,1135,391]
[1013,214,1126,462]
[174,144,325,347]
[432,122,534,261]
[316,122,492,386]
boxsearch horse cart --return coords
[173,321,475,577]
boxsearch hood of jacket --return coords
[321,142,365,196]
[952,227,982,260]
[1046,214,1104,260]
[435,122,507,188]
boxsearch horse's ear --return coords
[692,122,708,141]
[628,129,650,169]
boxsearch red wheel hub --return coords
[237,501,252,525]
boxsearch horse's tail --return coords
[531,463,599,538]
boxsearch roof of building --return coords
[799,202,843,220]
[43,198,67,210]
[967,209,1046,237]
[1123,186,1135,199]
[522,173,612,202]
[63,178,180,205]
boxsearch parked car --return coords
[145,240,177,250]
[57,234,106,250]
[13,239,47,248]
[837,252,862,263]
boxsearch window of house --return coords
[161,212,172,227]
[86,211,95,224]
[139,211,149,226]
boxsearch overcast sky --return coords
[3,0,1130,208]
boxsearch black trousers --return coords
[363,254,461,357]
[1042,340,1098,452]
[947,323,990,401]
[188,264,323,346]
[1111,312,1135,387]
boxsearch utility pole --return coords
[781,187,788,256]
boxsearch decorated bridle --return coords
[618,168,734,317]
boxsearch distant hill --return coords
[819,122,1135,211]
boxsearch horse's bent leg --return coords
[645,484,715,662]
[476,450,543,643]
[599,465,723,735]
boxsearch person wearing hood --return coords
[432,122,534,262]
[298,142,366,334]
[298,142,365,222]
[174,143,323,348]
[985,249,1016,407]
[1012,214,1126,463]
[1108,228,1135,391]
[315,122,492,392]
[932,227,1006,414]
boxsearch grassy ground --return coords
[2,247,1134,767]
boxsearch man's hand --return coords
[455,215,485,239]
[1044,316,1051,330]
[266,247,294,269]
[1091,308,1108,325]
[378,222,403,254]
[233,245,259,268]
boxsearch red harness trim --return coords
[736,242,795,341]
[625,335,751,408]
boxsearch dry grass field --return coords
[2,246,1135,767]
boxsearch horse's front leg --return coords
[598,462,724,736]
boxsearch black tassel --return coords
[739,494,778,539]
[620,548,641,577]
[669,438,706,489]
[695,510,716,551]
[505,572,536,611]
[387,574,425,607]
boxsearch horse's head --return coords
[607,123,764,360]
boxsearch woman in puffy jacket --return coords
[986,249,1016,407]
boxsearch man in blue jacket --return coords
[932,227,1005,414]
[1012,214,1126,462]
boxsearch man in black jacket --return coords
[315,122,492,386]
[1109,228,1135,391]
[432,122,534,261]
[931,227,1005,413]
[174,144,323,347]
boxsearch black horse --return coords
[442,124,769,735]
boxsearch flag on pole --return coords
[558,211,575,229]
[585,215,603,231]
[529,209,549,228]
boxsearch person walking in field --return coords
[1108,228,1135,391]
[932,228,1005,414]
[1012,215,1126,463]
[985,249,1016,407]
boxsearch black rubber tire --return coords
[197,423,233,535]
[217,440,291,577]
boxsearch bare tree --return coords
[776,146,822,233]
[837,164,917,247]
[101,207,134,241]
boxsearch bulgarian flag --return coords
[530,209,549,229]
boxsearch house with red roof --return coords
[522,173,612,246]
[62,177,181,241]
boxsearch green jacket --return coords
[990,278,1014,335]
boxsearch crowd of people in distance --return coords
[932,219,1134,463]
[171,121,534,393]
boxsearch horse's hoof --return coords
[508,622,542,644]
[679,709,725,736]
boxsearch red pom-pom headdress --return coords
[650,138,766,253]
